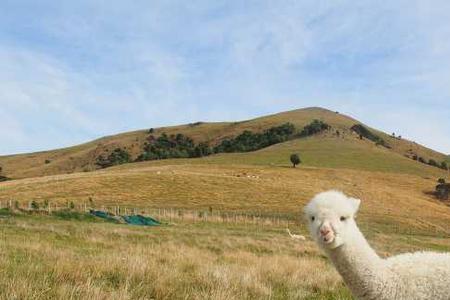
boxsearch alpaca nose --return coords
[320,228,330,236]
[320,224,332,236]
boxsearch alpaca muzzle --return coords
[320,224,335,243]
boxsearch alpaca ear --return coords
[349,197,361,213]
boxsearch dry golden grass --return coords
[0,211,448,300]
[0,214,351,300]
[1,162,449,235]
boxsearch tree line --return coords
[96,120,330,168]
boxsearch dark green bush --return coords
[290,153,301,168]
[136,133,210,161]
[96,148,131,168]
[428,159,438,167]
[214,123,296,153]
[298,120,330,137]
[351,124,387,147]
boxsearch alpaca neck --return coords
[325,228,392,299]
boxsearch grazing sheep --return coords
[304,190,450,300]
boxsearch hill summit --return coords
[0,107,447,179]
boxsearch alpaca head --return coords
[304,190,360,250]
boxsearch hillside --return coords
[0,107,447,179]
[0,106,449,245]
[0,162,449,234]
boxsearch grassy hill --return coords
[0,107,447,179]
[0,106,448,233]
[0,106,448,300]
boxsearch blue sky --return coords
[0,0,449,155]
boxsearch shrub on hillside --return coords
[428,159,438,167]
[290,153,301,168]
[298,120,330,137]
[213,120,329,154]
[133,120,328,164]
[213,123,296,153]
[136,133,210,161]
[351,124,387,147]
[435,182,450,201]
[96,148,131,168]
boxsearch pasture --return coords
[0,209,449,299]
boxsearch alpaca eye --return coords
[340,216,346,221]
[311,216,315,222]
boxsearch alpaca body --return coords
[384,252,450,300]
[327,228,450,300]
[305,190,450,300]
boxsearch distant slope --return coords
[0,107,447,179]
[203,135,445,177]
[0,163,449,235]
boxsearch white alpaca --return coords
[286,228,306,240]
[304,190,450,300]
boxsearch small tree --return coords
[438,178,446,184]
[290,153,301,168]
[428,159,438,167]
[441,161,448,170]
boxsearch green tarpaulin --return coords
[89,210,161,226]
[122,215,161,226]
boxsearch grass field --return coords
[203,135,446,177]
[0,107,448,299]
[1,162,448,232]
[0,210,449,300]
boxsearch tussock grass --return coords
[0,211,448,299]
[0,215,352,299]
[1,163,449,235]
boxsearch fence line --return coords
[0,200,449,236]
[0,200,302,228]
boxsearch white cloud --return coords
[0,0,449,154]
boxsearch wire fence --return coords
[0,200,449,238]
[0,200,303,228]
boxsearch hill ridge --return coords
[0,107,447,179]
